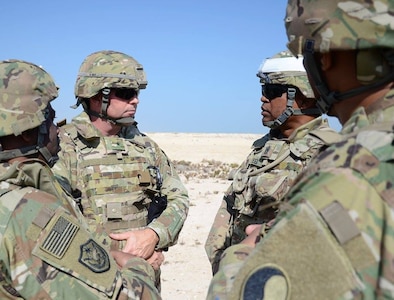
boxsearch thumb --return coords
[245,224,262,236]
[109,231,130,241]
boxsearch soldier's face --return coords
[107,89,139,119]
[260,85,288,124]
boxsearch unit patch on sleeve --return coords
[79,239,110,273]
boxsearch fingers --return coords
[147,251,165,270]
[111,250,131,268]
[109,231,131,240]
[245,224,262,236]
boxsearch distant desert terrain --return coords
[146,132,261,300]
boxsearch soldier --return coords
[0,59,160,299]
[207,0,394,299]
[53,50,189,289]
[205,50,338,274]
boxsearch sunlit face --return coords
[106,89,139,119]
[260,84,289,125]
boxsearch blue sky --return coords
[2,0,341,134]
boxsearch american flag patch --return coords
[41,216,79,259]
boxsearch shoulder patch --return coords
[41,215,79,259]
[242,264,290,300]
[79,239,110,273]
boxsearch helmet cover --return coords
[285,0,394,56]
[75,50,148,99]
[257,50,314,98]
[0,59,58,137]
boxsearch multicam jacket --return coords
[207,91,394,300]
[53,112,189,250]
[205,117,339,274]
[0,159,160,299]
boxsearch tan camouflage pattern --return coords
[257,50,314,98]
[53,112,189,250]
[75,50,148,99]
[207,90,394,299]
[0,159,161,299]
[205,117,338,274]
[285,0,394,56]
[0,59,58,136]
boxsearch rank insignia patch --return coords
[79,239,110,273]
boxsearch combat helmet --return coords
[257,50,320,128]
[73,50,148,125]
[0,59,59,165]
[285,0,394,113]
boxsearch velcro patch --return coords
[230,202,360,300]
[79,239,110,273]
[243,265,290,300]
[41,215,79,259]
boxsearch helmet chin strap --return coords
[0,117,58,167]
[303,42,394,114]
[263,87,321,129]
[36,116,58,167]
[81,88,136,127]
[263,87,296,128]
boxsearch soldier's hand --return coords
[110,228,159,260]
[147,250,165,270]
[110,250,137,268]
[241,224,263,247]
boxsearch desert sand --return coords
[146,132,262,300]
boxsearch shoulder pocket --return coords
[32,207,119,296]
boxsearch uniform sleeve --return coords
[0,189,160,299]
[210,168,390,299]
[147,146,190,249]
[206,244,253,300]
[121,257,162,299]
[205,196,233,274]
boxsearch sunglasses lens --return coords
[114,89,138,100]
[262,84,287,100]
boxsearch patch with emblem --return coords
[242,265,290,300]
[79,239,110,273]
[41,215,79,259]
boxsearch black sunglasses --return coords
[114,89,139,100]
[261,84,289,101]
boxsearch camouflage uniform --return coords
[53,51,189,289]
[205,50,337,274]
[0,160,160,299]
[0,59,160,299]
[204,116,337,274]
[54,111,189,250]
[207,0,394,299]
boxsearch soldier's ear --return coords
[89,94,102,110]
[21,128,38,143]
[320,52,333,72]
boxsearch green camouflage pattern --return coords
[0,159,161,299]
[75,50,148,99]
[285,0,394,55]
[205,117,338,274]
[53,112,189,250]
[257,50,314,98]
[0,59,58,136]
[207,90,394,299]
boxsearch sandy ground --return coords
[146,132,261,299]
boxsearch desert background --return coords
[146,132,262,300]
